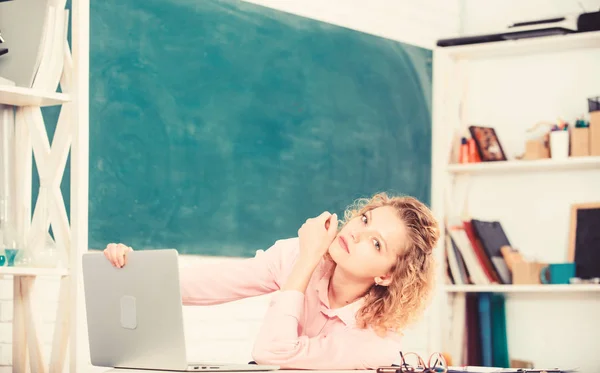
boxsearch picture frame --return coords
[468,125,507,162]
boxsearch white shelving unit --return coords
[0,267,69,277]
[444,284,600,293]
[0,0,89,372]
[429,30,600,371]
[446,156,600,175]
[0,86,71,107]
[442,29,600,60]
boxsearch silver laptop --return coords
[82,249,279,372]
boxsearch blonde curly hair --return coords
[339,192,440,336]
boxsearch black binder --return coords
[471,219,512,284]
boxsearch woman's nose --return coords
[350,231,359,243]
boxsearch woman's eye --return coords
[361,214,368,224]
[373,239,380,250]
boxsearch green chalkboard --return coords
[46,0,432,257]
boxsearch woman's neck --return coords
[328,266,373,309]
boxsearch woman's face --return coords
[328,206,408,285]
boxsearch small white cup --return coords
[550,131,569,159]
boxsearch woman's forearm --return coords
[281,256,320,294]
[180,240,290,305]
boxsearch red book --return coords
[463,220,500,283]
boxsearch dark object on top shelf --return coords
[589,97,600,112]
[578,10,600,32]
[437,11,600,47]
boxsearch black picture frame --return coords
[468,125,507,162]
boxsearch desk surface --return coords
[0,364,371,373]
[89,363,371,373]
[105,370,367,373]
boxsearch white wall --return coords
[0,0,461,369]
[435,0,600,371]
[459,0,600,36]
[243,0,460,50]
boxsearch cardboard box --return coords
[512,261,546,285]
[523,133,550,160]
[591,111,600,156]
[570,127,590,156]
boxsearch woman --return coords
[103,192,440,370]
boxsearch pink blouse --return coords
[179,237,402,370]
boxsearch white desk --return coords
[0,367,375,373]
[0,364,372,373]
[105,370,368,373]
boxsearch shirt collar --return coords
[333,297,364,326]
[315,259,365,326]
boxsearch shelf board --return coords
[0,85,70,107]
[447,156,600,175]
[440,30,600,60]
[444,284,600,293]
[0,266,69,276]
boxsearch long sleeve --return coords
[180,238,299,306]
[251,291,402,370]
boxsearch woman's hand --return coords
[103,243,133,268]
[297,211,338,266]
[282,212,338,294]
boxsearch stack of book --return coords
[445,219,513,286]
[445,218,513,367]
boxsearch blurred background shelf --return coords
[444,284,600,293]
[442,30,600,60]
[447,156,600,175]
[0,85,70,107]
[0,266,69,277]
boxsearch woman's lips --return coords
[338,236,349,253]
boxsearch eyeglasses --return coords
[400,352,447,373]
[376,352,448,373]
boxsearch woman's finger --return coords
[117,244,131,267]
[107,248,119,267]
[317,211,331,221]
[104,243,117,266]
[327,214,338,239]
[103,245,111,259]
[116,244,126,266]
[117,250,125,267]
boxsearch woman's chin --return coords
[328,243,346,263]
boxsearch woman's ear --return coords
[374,274,393,287]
